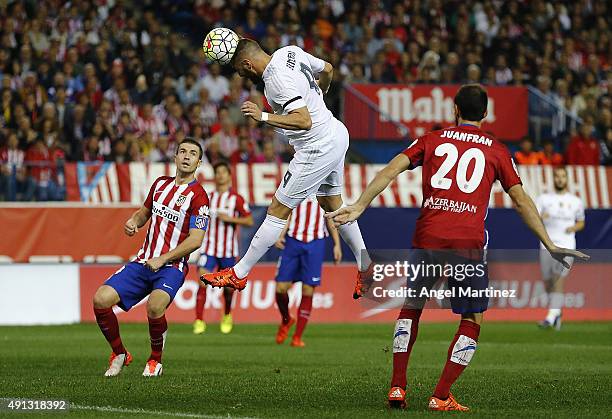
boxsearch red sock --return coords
[223,288,234,315]
[294,295,312,339]
[276,292,290,324]
[391,309,422,389]
[195,285,206,320]
[148,315,168,362]
[94,307,126,355]
[433,320,481,399]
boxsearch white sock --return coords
[233,214,287,279]
[337,221,371,271]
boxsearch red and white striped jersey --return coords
[287,196,328,243]
[201,189,251,258]
[135,176,210,273]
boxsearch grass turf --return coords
[0,322,610,418]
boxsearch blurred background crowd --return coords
[0,0,610,201]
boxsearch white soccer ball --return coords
[202,27,240,65]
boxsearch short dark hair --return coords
[230,38,262,66]
[213,160,231,174]
[454,84,488,121]
[177,137,203,160]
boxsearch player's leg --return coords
[275,239,300,343]
[194,255,218,334]
[94,262,150,376]
[429,312,481,411]
[544,274,566,330]
[292,237,325,347]
[219,256,238,333]
[145,266,184,377]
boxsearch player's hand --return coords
[216,213,232,223]
[145,256,167,272]
[325,204,365,227]
[333,244,342,264]
[548,247,590,269]
[565,226,575,233]
[241,101,262,122]
[275,236,286,250]
[124,218,138,236]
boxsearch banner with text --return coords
[63,162,611,209]
[344,84,528,140]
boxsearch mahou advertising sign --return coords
[344,84,528,140]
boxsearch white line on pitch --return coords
[72,404,257,419]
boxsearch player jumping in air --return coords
[327,85,589,411]
[201,39,370,292]
[536,166,585,330]
[93,138,210,377]
[274,195,342,347]
[194,161,253,335]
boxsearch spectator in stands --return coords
[209,114,238,158]
[202,62,229,104]
[230,136,255,164]
[0,132,34,201]
[514,136,541,165]
[149,136,173,163]
[601,128,612,166]
[566,120,601,165]
[539,139,564,166]
[252,140,282,164]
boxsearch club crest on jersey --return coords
[176,195,188,207]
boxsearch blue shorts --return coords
[104,262,185,311]
[197,254,236,272]
[276,236,325,287]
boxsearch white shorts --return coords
[275,119,349,209]
[540,249,572,280]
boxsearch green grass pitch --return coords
[0,322,610,418]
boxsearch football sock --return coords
[94,307,126,355]
[148,315,168,363]
[294,295,313,339]
[234,214,287,279]
[276,292,290,324]
[223,288,234,315]
[195,285,206,320]
[337,220,371,271]
[433,319,481,399]
[391,309,422,389]
[546,308,562,323]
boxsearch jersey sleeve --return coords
[143,178,162,209]
[188,188,211,232]
[304,51,326,73]
[235,194,251,217]
[496,148,522,192]
[268,70,307,113]
[402,136,426,168]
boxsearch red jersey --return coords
[136,176,210,272]
[403,125,522,249]
[287,196,328,243]
[201,189,251,258]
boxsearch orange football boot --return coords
[353,264,374,299]
[428,393,469,411]
[275,317,296,344]
[388,386,407,409]
[290,336,305,347]
[201,267,247,291]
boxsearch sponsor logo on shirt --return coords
[423,196,477,214]
[152,201,180,223]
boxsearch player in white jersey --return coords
[535,166,585,330]
[273,195,342,347]
[202,39,371,294]
[194,162,253,335]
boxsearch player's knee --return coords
[268,197,292,219]
[302,285,315,296]
[276,282,290,293]
[147,301,166,318]
[316,195,342,212]
[93,286,118,309]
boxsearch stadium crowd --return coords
[0,0,610,201]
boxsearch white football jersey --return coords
[262,45,335,147]
[536,192,585,249]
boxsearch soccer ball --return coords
[202,27,240,65]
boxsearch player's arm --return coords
[124,206,151,236]
[145,228,206,272]
[217,212,254,226]
[242,101,311,130]
[326,153,411,225]
[317,61,333,95]
[566,220,585,233]
[326,218,342,264]
[507,185,589,266]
